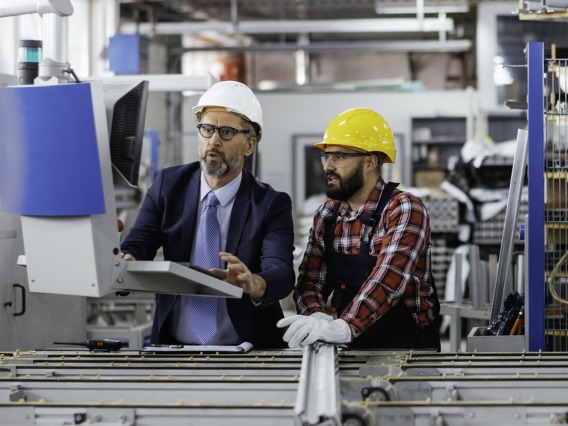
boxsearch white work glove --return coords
[276,312,335,348]
[300,318,351,347]
[277,315,351,348]
[311,311,335,322]
[277,315,321,348]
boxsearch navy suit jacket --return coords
[121,162,295,348]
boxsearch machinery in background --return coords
[520,0,568,18]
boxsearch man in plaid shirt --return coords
[278,108,441,350]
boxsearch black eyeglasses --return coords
[197,124,250,141]
[320,152,370,167]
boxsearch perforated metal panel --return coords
[544,55,568,351]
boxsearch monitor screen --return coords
[103,80,149,187]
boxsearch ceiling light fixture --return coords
[375,0,469,15]
[173,39,472,54]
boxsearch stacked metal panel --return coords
[430,238,454,297]
[423,196,460,234]
[473,200,528,245]
[423,196,460,298]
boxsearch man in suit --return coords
[121,81,295,348]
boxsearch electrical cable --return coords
[547,249,568,306]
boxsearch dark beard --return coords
[326,166,364,200]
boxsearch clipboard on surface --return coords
[144,341,254,353]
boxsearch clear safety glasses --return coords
[320,152,370,167]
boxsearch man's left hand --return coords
[300,318,351,347]
[277,315,352,348]
[212,252,266,299]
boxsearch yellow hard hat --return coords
[314,108,396,163]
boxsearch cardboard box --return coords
[413,170,446,189]
[545,177,568,209]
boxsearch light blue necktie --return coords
[189,191,221,344]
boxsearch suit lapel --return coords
[181,169,201,262]
[226,172,251,254]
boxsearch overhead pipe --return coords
[171,39,472,54]
[120,17,454,36]
[0,0,73,18]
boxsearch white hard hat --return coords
[192,81,263,141]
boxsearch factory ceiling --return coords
[117,0,521,54]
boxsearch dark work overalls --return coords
[324,182,441,350]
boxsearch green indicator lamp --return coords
[18,39,43,85]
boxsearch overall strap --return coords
[323,202,342,244]
[360,181,399,252]
[324,181,400,253]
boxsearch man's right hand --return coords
[120,253,135,261]
[116,253,134,296]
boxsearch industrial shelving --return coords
[411,116,467,188]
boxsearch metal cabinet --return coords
[0,212,86,350]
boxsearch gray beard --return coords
[202,158,229,177]
[200,145,246,178]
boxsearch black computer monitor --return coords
[103,80,149,187]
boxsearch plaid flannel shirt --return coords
[294,178,439,338]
